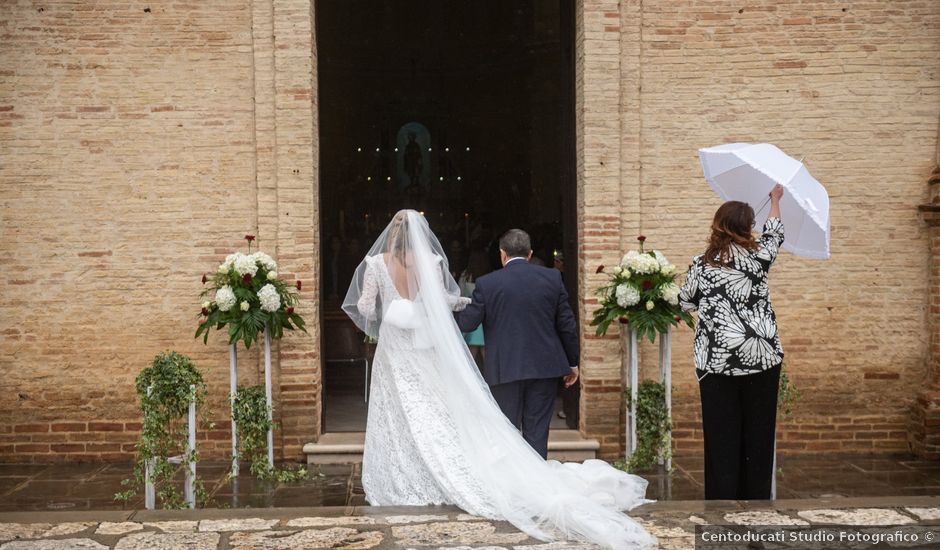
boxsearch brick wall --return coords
[0,0,320,463]
[577,0,940,458]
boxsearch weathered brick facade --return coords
[0,0,320,462]
[575,0,940,459]
[1,1,939,462]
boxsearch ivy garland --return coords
[115,351,210,508]
[615,380,671,473]
[232,385,307,482]
[777,363,801,419]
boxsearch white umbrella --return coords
[698,143,830,259]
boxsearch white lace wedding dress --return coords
[344,210,654,549]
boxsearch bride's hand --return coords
[452,297,472,312]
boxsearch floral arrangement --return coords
[591,235,693,342]
[196,235,306,349]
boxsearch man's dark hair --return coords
[499,229,531,259]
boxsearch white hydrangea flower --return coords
[240,301,250,312]
[661,264,676,276]
[661,283,680,305]
[653,250,671,268]
[646,300,655,311]
[612,266,623,275]
[266,271,278,280]
[251,252,278,272]
[621,250,640,267]
[201,301,210,309]
[615,284,640,308]
[233,253,259,277]
[215,286,236,312]
[258,284,281,312]
[632,254,661,275]
[220,253,239,271]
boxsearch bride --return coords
[343,210,653,549]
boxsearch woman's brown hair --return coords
[704,201,758,266]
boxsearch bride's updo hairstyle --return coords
[387,210,411,266]
[704,201,758,267]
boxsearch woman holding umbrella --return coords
[679,183,785,500]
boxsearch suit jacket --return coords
[455,259,579,386]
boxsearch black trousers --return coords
[698,364,780,500]
[489,377,558,459]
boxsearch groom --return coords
[455,229,579,459]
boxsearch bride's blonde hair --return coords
[386,210,410,266]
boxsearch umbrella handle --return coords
[755,196,772,217]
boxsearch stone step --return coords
[304,429,600,465]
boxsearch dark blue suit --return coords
[455,258,579,457]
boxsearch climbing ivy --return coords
[615,380,671,473]
[778,362,802,419]
[114,351,209,508]
[232,385,307,482]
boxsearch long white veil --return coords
[344,210,654,549]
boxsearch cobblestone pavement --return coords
[0,496,938,549]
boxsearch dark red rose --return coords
[637,235,647,242]
[201,307,209,316]
[642,279,653,290]
[296,280,302,290]
[245,235,256,242]
[618,316,629,324]
[201,273,208,284]
[243,273,252,283]
[286,307,294,315]
[595,265,605,274]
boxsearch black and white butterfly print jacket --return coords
[679,217,785,376]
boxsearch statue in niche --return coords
[396,122,431,192]
[403,133,423,189]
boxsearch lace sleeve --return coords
[357,259,379,321]
[437,257,471,311]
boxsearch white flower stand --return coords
[144,384,196,510]
[622,326,673,473]
[227,328,275,476]
[263,328,274,468]
[229,344,239,476]
[771,442,778,500]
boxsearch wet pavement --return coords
[0,455,939,512]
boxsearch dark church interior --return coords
[316,0,578,431]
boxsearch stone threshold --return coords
[304,429,599,464]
